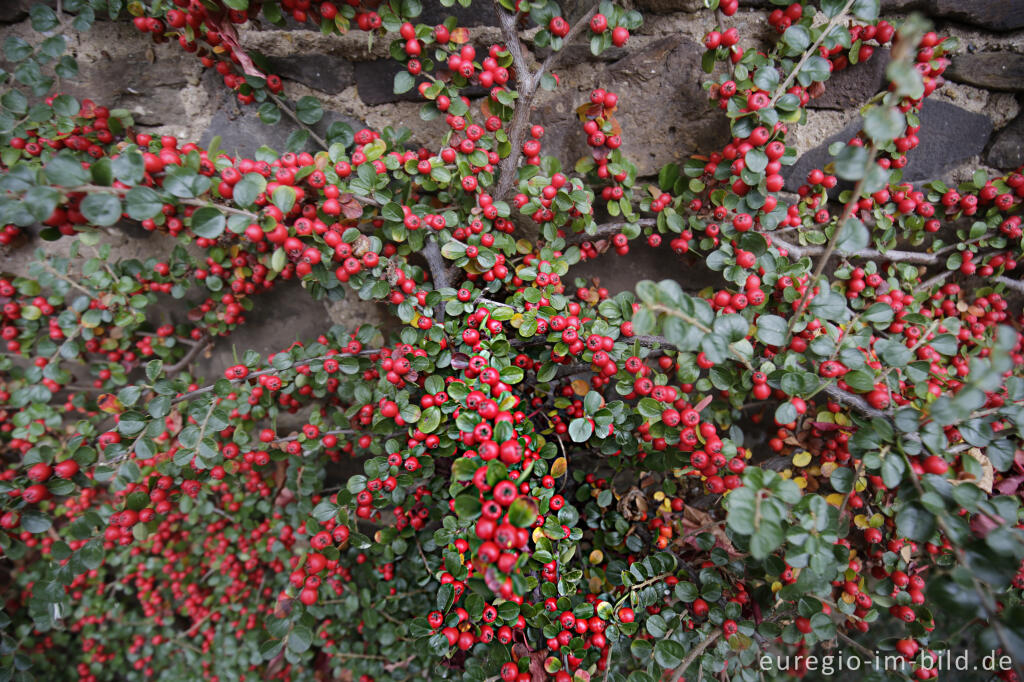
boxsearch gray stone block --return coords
[785,99,993,190]
[947,52,1024,92]
[266,54,354,95]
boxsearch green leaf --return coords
[830,466,855,493]
[287,625,312,653]
[190,206,226,239]
[800,56,831,83]
[80,193,122,226]
[887,60,924,100]
[653,640,685,669]
[394,70,416,94]
[3,36,32,62]
[834,144,868,181]
[508,498,537,527]
[852,0,880,20]
[568,418,593,442]
[419,406,441,433]
[233,173,266,207]
[437,583,455,612]
[272,185,296,213]
[125,186,164,220]
[163,166,209,198]
[863,107,906,144]
[51,94,79,117]
[295,96,323,125]
[835,217,869,254]
[896,503,936,542]
[112,150,145,185]
[45,152,90,186]
[755,315,787,347]
[783,25,810,52]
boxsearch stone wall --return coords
[1,0,1022,367]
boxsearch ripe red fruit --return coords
[921,455,948,475]
[54,460,79,478]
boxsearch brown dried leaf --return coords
[679,506,740,557]
[617,487,648,521]
[954,447,994,493]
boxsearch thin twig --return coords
[564,218,657,246]
[670,630,721,682]
[783,143,878,344]
[266,91,329,151]
[769,0,857,107]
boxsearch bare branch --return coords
[770,234,941,265]
[564,218,657,245]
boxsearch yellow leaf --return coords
[854,514,869,529]
[515,239,533,255]
[825,493,845,507]
[820,462,838,477]
[589,550,603,565]
[96,394,124,414]
[771,581,783,593]
[794,476,807,489]
[792,450,812,467]
[551,457,567,478]
[571,379,589,396]
[652,491,665,502]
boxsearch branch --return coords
[631,333,889,420]
[784,142,878,343]
[769,0,857,107]
[424,238,450,290]
[770,235,940,265]
[670,630,721,682]
[171,350,378,404]
[266,91,329,151]
[491,1,598,201]
[993,275,1024,294]
[564,218,657,246]
[164,338,212,375]
[538,4,599,77]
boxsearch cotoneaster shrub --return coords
[0,0,1023,681]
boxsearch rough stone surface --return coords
[536,36,730,178]
[354,59,427,106]
[931,0,1024,31]
[200,73,365,158]
[987,109,1024,169]
[634,0,704,14]
[785,100,993,189]
[418,1,497,27]
[0,1,1022,360]
[265,54,354,94]
[570,244,723,295]
[808,50,890,110]
[40,22,202,128]
[947,52,1024,91]
[0,0,31,23]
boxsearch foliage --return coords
[0,1,1023,681]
